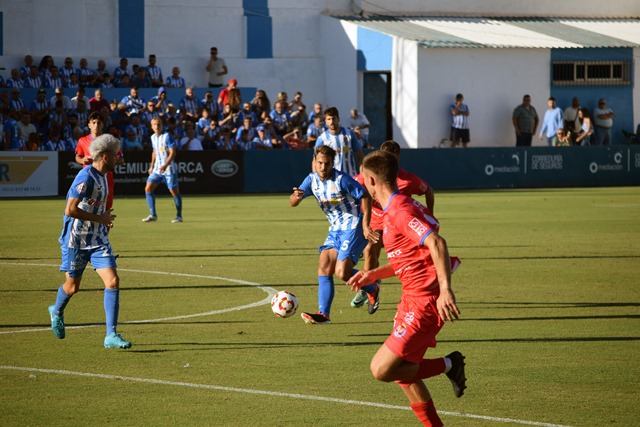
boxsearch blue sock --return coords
[104,288,119,335]
[318,275,334,317]
[352,269,377,294]
[173,194,182,217]
[53,285,71,316]
[145,192,156,217]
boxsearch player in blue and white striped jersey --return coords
[290,145,377,325]
[314,107,363,177]
[48,133,132,349]
[142,117,183,223]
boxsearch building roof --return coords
[335,16,640,48]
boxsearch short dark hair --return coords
[314,144,336,161]
[323,106,340,120]
[88,111,103,123]
[363,150,398,185]
[380,140,400,157]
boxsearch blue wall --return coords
[357,27,392,71]
[244,0,273,59]
[118,0,145,58]
[551,48,634,145]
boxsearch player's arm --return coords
[160,147,176,173]
[347,264,395,291]
[425,186,435,214]
[148,149,156,174]
[65,196,115,226]
[289,187,305,207]
[423,231,460,322]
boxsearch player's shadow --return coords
[126,340,384,353]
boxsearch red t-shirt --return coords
[76,135,93,165]
[383,192,440,298]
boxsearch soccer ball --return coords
[271,291,298,318]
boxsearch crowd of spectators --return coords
[0,54,373,153]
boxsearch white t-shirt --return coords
[180,136,204,151]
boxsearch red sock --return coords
[410,400,443,427]
[416,358,446,380]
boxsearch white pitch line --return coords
[0,365,573,427]
[0,262,277,335]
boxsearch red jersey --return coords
[76,135,93,164]
[356,169,430,230]
[383,192,441,298]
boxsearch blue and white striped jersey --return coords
[298,169,365,231]
[165,76,185,88]
[59,166,110,249]
[450,103,470,129]
[314,127,362,177]
[151,132,177,175]
[147,66,163,82]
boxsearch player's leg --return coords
[337,227,380,313]
[301,241,337,324]
[143,178,160,221]
[403,382,443,427]
[168,186,182,222]
[49,246,88,339]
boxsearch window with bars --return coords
[552,61,631,86]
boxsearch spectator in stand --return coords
[288,91,304,112]
[62,114,79,141]
[65,73,80,89]
[238,102,258,125]
[117,73,132,88]
[60,57,78,86]
[276,92,288,109]
[215,127,236,150]
[3,110,22,150]
[200,90,221,118]
[44,66,64,89]
[556,128,571,147]
[49,100,68,129]
[132,67,152,88]
[512,94,539,147]
[38,55,55,79]
[308,102,323,122]
[165,116,185,141]
[236,129,256,151]
[270,101,291,141]
[202,118,221,149]
[99,73,114,89]
[77,58,97,88]
[347,108,371,148]
[100,106,113,132]
[24,66,43,88]
[49,87,72,111]
[0,92,8,110]
[18,111,37,143]
[449,93,470,148]
[284,126,307,149]
[290,103,308,131]
[575,107,593,147]
[165,67,185,88]
[122,128,144,151]
[43,127,74,151]
[252,123,275,149]
[89,89,109,113]
[113,57,129,86]
[75,99,89,131]
[250,89,271,117]
[235,117,256,144]
[141,100,161,131]
[218,78,239,110]
[165,103,179,122]
[24,132,42,151]
[538,97,564,147]
[121,86,146,115]
[593,98,615,146]
[260,115,281,149]
[95,59,109,80]
[146,54,163,88]
[564,97,581,145]
[71,87,88,110]
[218,103,240,133]
[306,114,327,146]
[110,102,130,137]
[179,87,199,123]
[206,47,228,88]
[125,113,148,144]
[6,69,24,88]
[29,89,50,134]
[150,87,170,115]
[179,124,203,151]
[196,108,211,137]
[20,55,34,80]
[9,88,26,112]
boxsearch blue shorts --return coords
[319,227,368,264]
[60,244,117,278]
[147,171,179,190]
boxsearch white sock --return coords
[444,357,452,373]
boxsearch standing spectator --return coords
[121,86,146,115]
[143,117,183,223]
[512,94,539,147]
[179,87,199,123]
[165,67,185,88]
[77,58,97,87]
[20,55,34,80]
[538,97,564,147]
[3,110,23,150]
[315,107,363,176]
[593,98,615,146]
[564,97,581,145]
[146,54,163,88]
[89,89,110,113]
[6,69,24,88]
[113,58,129,86]
[346,108,371,148]
[575,108,593,147]
[206,47,228,88]
[449,93,470,148]
[47,133,132,349]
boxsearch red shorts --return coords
[384,295,444,364]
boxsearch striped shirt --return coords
[166,76,185,88]
[5,78,24,88]
[59,166,110,249]
[298,169,365,231]
[24,77,42,88]
[44,76,64,89]
[314,127,362,177]
[151,132,177,175]
[179,96,199,116]
[450,103,470,129]
[147,66,163,82]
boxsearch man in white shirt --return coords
[346,108,371,148]
[593,98,615,146]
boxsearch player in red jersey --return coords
[76,112,123,210]
[351,140,435,314]
[347,150,466,427]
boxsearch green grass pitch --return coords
[0,187,639,426]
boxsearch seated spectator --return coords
[290,103,308,130]
[269,101,291,140]
[70,127,85,150]
[308,102,323,122]
[260,116,281,149]
[100,106,113,131]
[100,73,114,89]
[23,66,43,88]
[62,114,79,140]
[165,67,185,88]
[89,88,110,112]
[43,127,74,151]
[250,89,271,117]
[95,59,109,80]
[48,100,68,128]
[29,89,50,133]
[141,100,162,131]
[20,55,34,80]
[59,57,79,85]
[218,103,240,133]
[202,119,221,149]
[218,78,240,110]
[235,117,256,143]
[125,113,148,143]
[151,87,170,114]
[306,115,326,146]
[236,129,256,151]
[6,69,24,88]
[276,92,288,109]
[284,127,308,149]
[238,103,258,126]
[179,87,199,123]
[38,55,55,80]
[110,102,130,136]
[74,99,89,131]
[197,108,211,137]
[288,91,304,112]
[215,127,237,150]
[17,112,37,143]
[146,54,164,88]
[117,73,132,88]
[122,129,144,151]
[132,67,152,88]
[24,132,41,151]
[65,73,80,89]
[72,87,89,109]
[252,124,275,149]
[44,66,64,89]
[166,103,179,122]
[575,107,593,147]
[556,128,571,147]
[200,90,220,117]
[77,58,97,87]
[113,57,129,86]
[49,87,72,111]
[166,116,185,141]
[9,88,26,112]
[179,125,203,151]
[121,86,146,114]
